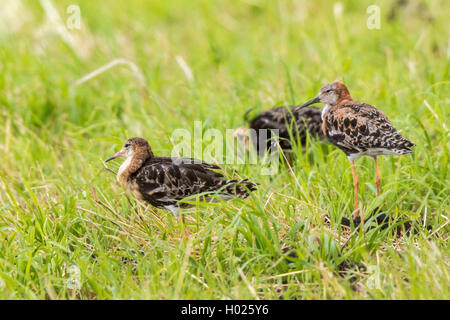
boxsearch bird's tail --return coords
[394,136,415,154]
[243,107,255,123]
[223,178,258,199]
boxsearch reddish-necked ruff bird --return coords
[299,81,415,217]
[105,137,257,222]
[247,106,325,154]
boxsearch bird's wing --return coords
[327,103,414,152]
[132,158,234,204]
[292,106,324,138]
[249,106,324,150]
[149,157,221,171]
[249,106,290,130]
[248,106,291,150]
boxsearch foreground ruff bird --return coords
[298,81,415,218]
[105,137,257,221]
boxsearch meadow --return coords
[0,0,448,299]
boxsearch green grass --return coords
[0,0,448,299]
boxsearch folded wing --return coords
[326,103,415,155]
[131,157,257,208]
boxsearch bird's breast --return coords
[321,104,332,135]
[117,157,132,188]
[129,180,146,201]
[118,157,132,176]
[321,104,331,121]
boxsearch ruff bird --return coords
[234,106,326,163]
[299,81,415,217]
[105,137,257,222]
[247,106,325,153]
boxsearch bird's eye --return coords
[124,143,130,148]
[326,89,332,93]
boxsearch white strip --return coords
[72,58,146,89]
[321,104,331,121]
[176,56,194,82]
[118,157,132,176]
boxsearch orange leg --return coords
[179,214,190,240]
[350,160,360,218]
[374,157,381,197]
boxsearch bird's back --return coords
[248,106,324,152]
[129,157,256,208]
[325,102,415,158]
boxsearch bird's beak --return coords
[299,96,321,108]
[105,150,124,162]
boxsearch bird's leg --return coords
[284,152,292,166]
[178,213,190,240]
[167,205,180,219]
[167,205,189,239]
[350,160,360,219]
[283,152,295,177]
[172,206,190,240]
[374,156,381,197]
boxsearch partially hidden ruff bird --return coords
[105,137,257,223]
[234,106,325,161]
[299,81,415,218]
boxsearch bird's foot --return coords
[351,208,360,220]
[182,227,190,240]
[341,207,387,228]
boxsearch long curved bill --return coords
[105,150,124,162]
[298,96,320,108]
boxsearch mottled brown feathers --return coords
[318,82,415,159]
[298,81,415,216]
[326,102,414,157]
[298,81,415,160]
[248,105,325,153]
[113,138,257,212]
[130,157,257,209]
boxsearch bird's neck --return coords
[337,97,353,106]
[321,95,354,135]
[335,89,353,106]
[117,153,149,188]
[326,95,354,116]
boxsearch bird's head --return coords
[105,137,153,163]
[299,80,352,108]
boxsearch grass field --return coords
[0,0,448,299]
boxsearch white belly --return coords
[348,148,400,161]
